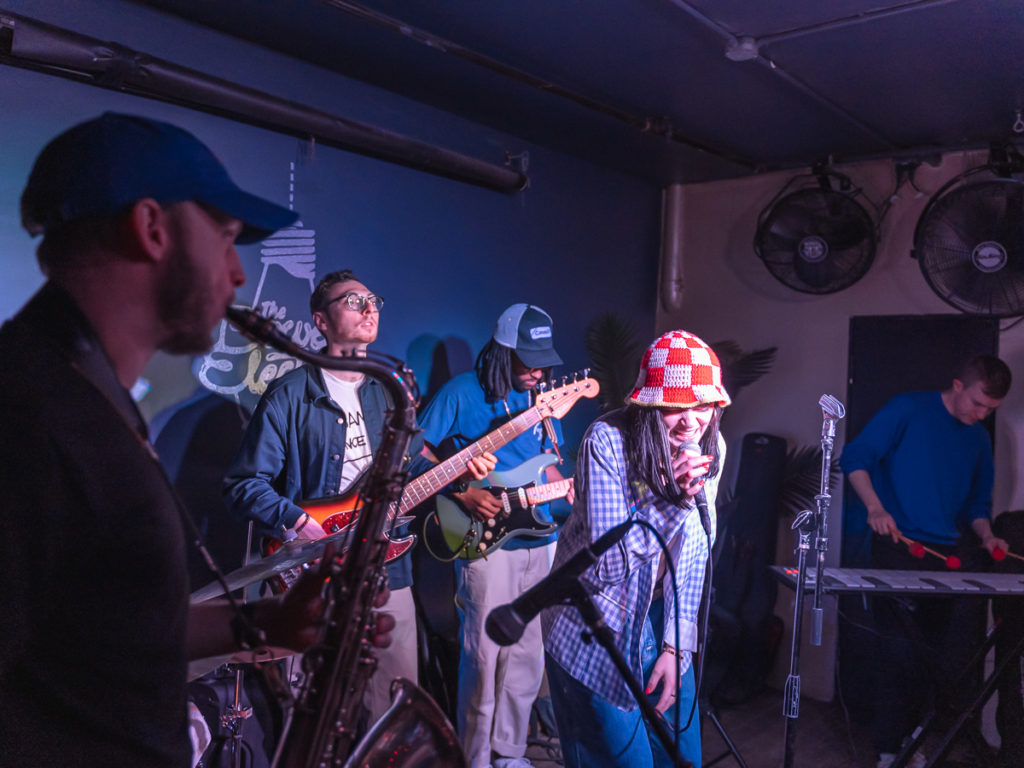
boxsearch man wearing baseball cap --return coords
[543,329,730,768]
[417,303,571,768]
[0,113,389,767]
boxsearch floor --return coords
[523,687,1002,768]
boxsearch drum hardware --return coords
[189,527,357,603]
[219,668,253,768]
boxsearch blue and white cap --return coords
[493,303,562,369]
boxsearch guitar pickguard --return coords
[433,454,563,560]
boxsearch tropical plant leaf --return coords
[779,444,841,517]
[710,341,777,399]
[584,312,645,411]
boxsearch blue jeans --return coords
[547,615,701,768]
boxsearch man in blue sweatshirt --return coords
[840,354,1011,768]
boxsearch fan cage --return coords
[754,175,877,295]
[913,172,1024,318]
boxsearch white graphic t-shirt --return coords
[322,372,372,493]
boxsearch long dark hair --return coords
[475,338,515,402]
[620,403,723,506]
[474,338,553,403]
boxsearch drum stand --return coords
[203,522,259,768]
[219,668,254,768]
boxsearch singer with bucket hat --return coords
[542,329,730,768]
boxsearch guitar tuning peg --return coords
[583,367,591,378]
[538,381,547,393]
[561,376,568,387]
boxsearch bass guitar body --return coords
[434,454,564,560]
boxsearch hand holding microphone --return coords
[672,440,710,497]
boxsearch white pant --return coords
[455,544,554,768]
[365,585,418,723]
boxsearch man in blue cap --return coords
[0,113,392,767]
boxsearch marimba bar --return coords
[771,566,1024,596]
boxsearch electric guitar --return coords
[432,453,572,560]
[263,375,599,587]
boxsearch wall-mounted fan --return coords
[754,170,877,294]
[913,145,1024,317]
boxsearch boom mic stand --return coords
[782,395,844,768]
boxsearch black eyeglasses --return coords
[325,292,384,312]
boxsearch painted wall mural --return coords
[198,163,323,410]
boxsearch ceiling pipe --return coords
[0,10,527,194]
[659,184,686,313]
[754,0,960,47]
[665,0,902,152]
[321,0,759,171]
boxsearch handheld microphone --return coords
[678,440,702,489]
[485,519,632,646]
[678,440,712,535]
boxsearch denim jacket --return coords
[224,364,425,588]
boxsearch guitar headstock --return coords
[534,372,600,419]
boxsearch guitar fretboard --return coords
[526,479,573,504]
[399,407,543,511]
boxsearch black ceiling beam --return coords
[320,0,760,172]
[0,9,528,194]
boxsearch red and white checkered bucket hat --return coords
[627,330,731,409]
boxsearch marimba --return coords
[770,564,1024,768]
[770,565,1024,596]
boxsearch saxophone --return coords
[227,307,465,768]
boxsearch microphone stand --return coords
[781,395,844,768]
[567,584,694,768]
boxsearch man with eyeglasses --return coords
[224,269,492,726]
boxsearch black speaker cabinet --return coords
[707,432,787,705]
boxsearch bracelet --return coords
[662,643,680,657]
[294,512,312,534]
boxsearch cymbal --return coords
[189,527,357,603]
[187,646,301,680]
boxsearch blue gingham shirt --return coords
[541,410,723,710]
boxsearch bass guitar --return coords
[264,375,599,581]
[432,453,572,560]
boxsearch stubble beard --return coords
[157,242,219,355]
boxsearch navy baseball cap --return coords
[493,303,563,369]
[21,112,298,244]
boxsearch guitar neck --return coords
[399,407,544,512]
[525,479,572,505]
